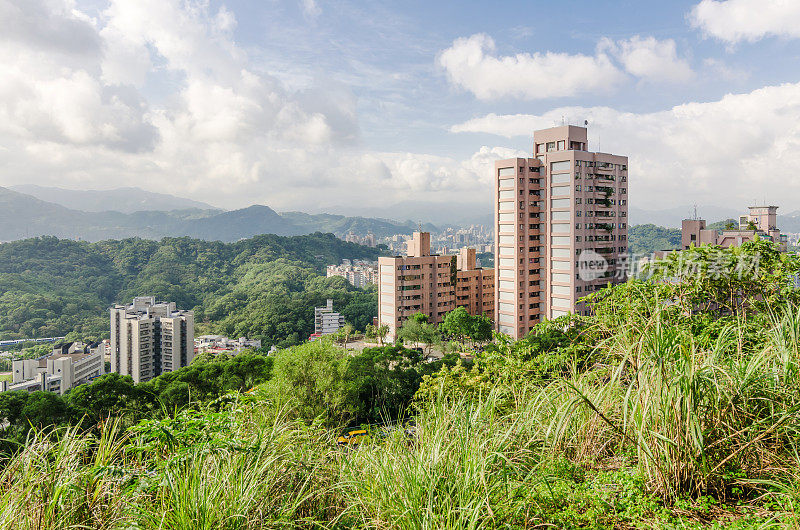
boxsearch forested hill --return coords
[627,224,682,255]
[0,233,383,347]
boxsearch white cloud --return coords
[438,33,693,100]
[438,33,624,100]
[600,36,693,83]
[690,0,800,43]
[301,0,321,18]
[0,0,519,212]
[450,82,800,210]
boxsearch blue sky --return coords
[2,0,800,216]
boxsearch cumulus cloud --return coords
[0,0,515,211]
[450,82,800,209]
[438,33,624,100]
[600,36,693,83]
[439,33,693,100]
[690,0,800,43]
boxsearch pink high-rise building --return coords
[378,232,494,338]
[494,125,628,339]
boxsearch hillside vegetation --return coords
[627,223,682,254]
[2,240,800,527]
[0,233,381,347]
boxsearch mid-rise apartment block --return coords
[314,299,346,335]
[110,297,194,383]
[378,232,494,338]
[681,206,787,251]
[0,342,105,395]
[494,125,628,339]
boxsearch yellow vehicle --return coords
[337,429,368,446]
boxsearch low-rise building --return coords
[0,342,105,395]
[195,335,262,354]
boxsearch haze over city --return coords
[2,0,800,214]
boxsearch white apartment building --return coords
[110,296,194,383]
[195,335,262,354]
[0,342,105,395]
[314,299,346,335]
[326,260,378,288]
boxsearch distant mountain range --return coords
[10,184,218,213]
[0,187,435,243]
[320,200,493,228]
[630,205,800,233]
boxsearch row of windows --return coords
[575,161,627,171]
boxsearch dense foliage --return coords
[627,223,681,255]
[4,239,800,527]
[0,234,382,347]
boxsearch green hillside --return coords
[627,223,682,255]
[0,233,383,347]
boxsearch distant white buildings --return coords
[326,259,378,288]
[312,299,346,338]
[110,297,194,383]
[0,341,105,394]
[344,232,376,247]
[195,335,262,354]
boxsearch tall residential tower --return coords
[494,125,628,339]
[110,297,194,383]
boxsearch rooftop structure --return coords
[680,206,787,252]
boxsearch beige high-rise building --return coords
[494,125,628,339]
[378,232,494,338]
[110,296,194,383]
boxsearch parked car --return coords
[337,429,368,446]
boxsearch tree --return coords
[441,308,494,350]
[441,307,472,347]
[469,314,493,346]
[68,373,152,425]
[376,324,389,346]
[396,315,440,355]
[21,391,69,428]
[264,341,353,424]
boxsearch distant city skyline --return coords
[1,0,799,213]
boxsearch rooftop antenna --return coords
[693,204,698,220]
[561,115,565,125]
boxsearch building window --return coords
[557,140,565,150]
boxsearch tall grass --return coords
[5,305,800,526]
